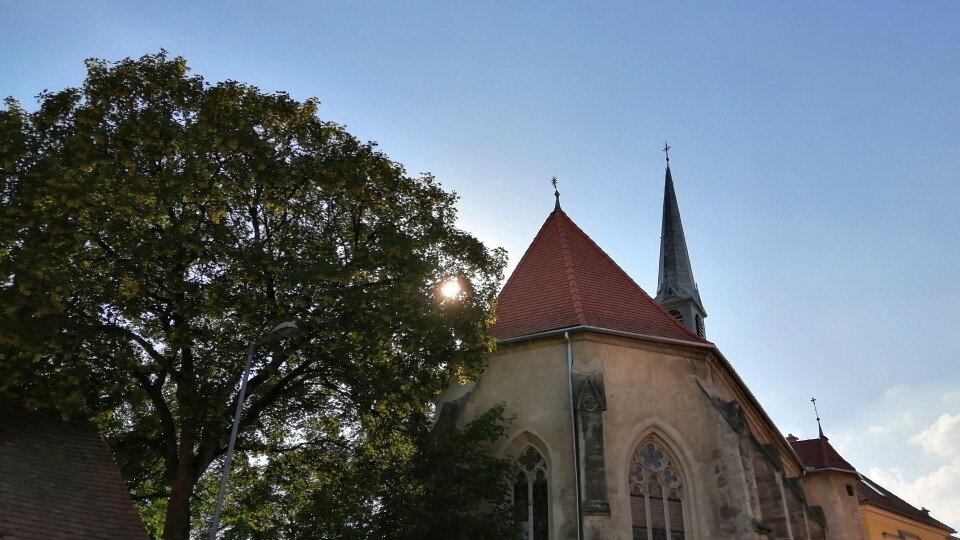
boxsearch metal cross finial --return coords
[552,176,561,211]
[811,397,825,439]
[663,141,671,163]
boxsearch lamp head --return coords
[267,321,300,341]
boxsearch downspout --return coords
[565,331,583,540]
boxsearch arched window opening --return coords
[514,446,548,540]
[669,310,683,325]
[630,437,686,540]
[695,315,704,337]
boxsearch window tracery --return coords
[514,445,548,540]
[630,437,686,540]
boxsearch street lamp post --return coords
[208,321,300,539]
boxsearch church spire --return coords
[655,143,707,337]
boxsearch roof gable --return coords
[0,401,149,539]
[490,209,707,343]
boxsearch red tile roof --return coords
[0,401,149,540]
[788,436,856,471]
[490,209,708,343]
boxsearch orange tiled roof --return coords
[490,209,708,343]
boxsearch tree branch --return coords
[131,368,179,477]
[98,322,180,379]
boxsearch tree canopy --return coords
[0,52,512,539]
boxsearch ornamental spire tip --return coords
[552,176,561,210]
[811,397,825,439]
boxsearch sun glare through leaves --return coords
[439,277,462,300]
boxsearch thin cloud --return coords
[838,388,960,530]
[910,413,960,459]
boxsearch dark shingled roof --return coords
[857,473,956,534]
[655,165,704,309]
[490,208,708,343]
[0,401,148,540]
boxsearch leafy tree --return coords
[201,404,517,540]
[0,52,511,539]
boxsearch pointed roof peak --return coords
[491,208,707,343]
[656,154,703,310]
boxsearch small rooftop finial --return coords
[552,176,561,211]
[811,397,825,439]
[663,141,671,165]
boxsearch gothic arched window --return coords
[629,437,686,540]
[694,315,704,337]
[514,445,548,540]
[669,310,683,325]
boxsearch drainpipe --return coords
[565,331,583,540]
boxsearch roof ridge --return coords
[554,211,588,326]
[557,212,708,343]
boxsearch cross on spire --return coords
[552,176,561,211]
[811,397,825,439]
[663,141,671,164]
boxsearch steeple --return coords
[655,143,707,337]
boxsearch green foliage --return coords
[0,51,510,538]
[394,404,519,539]
[197,405,518,540]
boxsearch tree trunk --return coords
[163,460,193,540]
[163,451,196,539]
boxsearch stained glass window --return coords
[514,446,548,540]
[630,437,686,540]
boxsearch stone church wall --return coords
[440,330,830,539]
[442,336,580,539]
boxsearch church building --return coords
[438,150,956,539]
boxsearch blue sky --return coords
[4,0,959,527]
